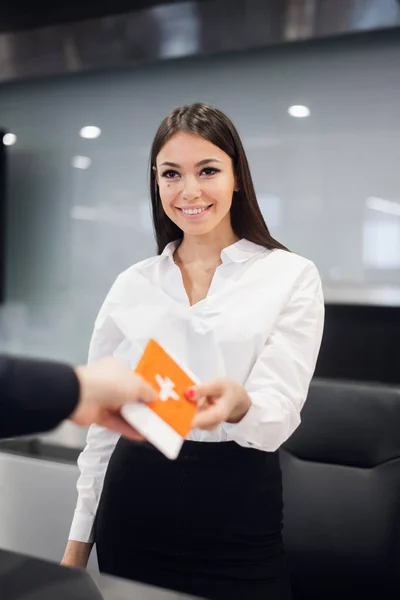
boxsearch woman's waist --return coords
[103,439,283,531]
[113,436,280,470]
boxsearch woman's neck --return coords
[177,228,239,265]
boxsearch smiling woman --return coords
[149,103,287,254]
[63,103,324,600]
[155,131,236,239]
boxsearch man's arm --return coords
[0,354,156,440]
[0,355,79,439]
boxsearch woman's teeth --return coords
[181,207,209,215]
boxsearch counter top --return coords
[0,549,200,600]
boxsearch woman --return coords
[62,103,324,599]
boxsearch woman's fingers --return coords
[191,401,230,430]
[186,379,234,430]
[186,379,226,402]
[186,378,250,429]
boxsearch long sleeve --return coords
[0,355,79,440]
[68,422,120,542]
[68,278,125,543]
[226,262,324,452]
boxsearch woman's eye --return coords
[162,170,179,178]
[201,167,219,176]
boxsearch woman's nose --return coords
[182,176,201,200]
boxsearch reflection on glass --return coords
[363,219,400,270]
[366,196,400,217]
[2,133,17,146]
[329,267,342,281]
[79,126,101,139]
[71,155,91,169]
[288,105,310,118]
[151,3,200,58]
[257,194,282,231]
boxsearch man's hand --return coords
[70,357,156,439]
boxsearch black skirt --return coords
[95,438,292,600]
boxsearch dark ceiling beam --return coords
[0,0,399,83]
[0,0,189,33]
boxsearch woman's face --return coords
[155,131,237,238]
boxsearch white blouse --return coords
[68,239,325,542]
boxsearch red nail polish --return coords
[185,389,195,400]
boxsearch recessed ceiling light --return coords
[79,126,101,139]
[2,133,17,146]
[288,105,310,118]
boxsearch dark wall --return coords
[315,304,400,385]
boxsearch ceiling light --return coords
[288,105,310,118]
[2,133,17,146]
[79,126,101,139]
[71,155,92,169]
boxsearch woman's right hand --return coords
[61,540,93,570]
[187,378,251,429]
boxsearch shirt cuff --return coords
[225,398,266,449]
[68,510,96,544]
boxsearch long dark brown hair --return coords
[150,103,287,254]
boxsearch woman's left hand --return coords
[186,379,251,431]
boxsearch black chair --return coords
[280,378,400,599]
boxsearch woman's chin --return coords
[179,221,217,236]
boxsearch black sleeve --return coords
[0,355,80,439]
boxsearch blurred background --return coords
[1,0,400,580]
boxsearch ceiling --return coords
[0,0,190,33]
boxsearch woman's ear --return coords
[152,165,159,185]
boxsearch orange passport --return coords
[121,339,199,459]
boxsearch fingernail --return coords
[185,388,195,401]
